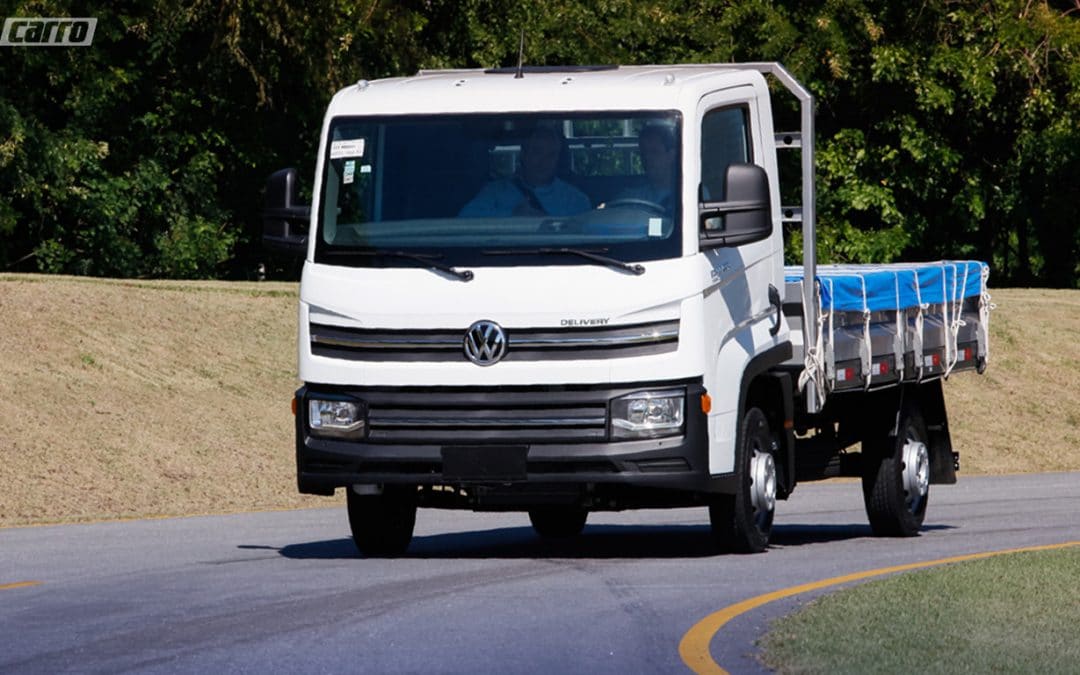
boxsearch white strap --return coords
[978,264,994,365]
[860,277,872,390]
[827,279,835,386]
[893,272,905,381]
[943,262,970,378]
[939,267,952,373]
[797,278,828,399]
[914,302,926,381]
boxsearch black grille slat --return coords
[372,417,604,428]
[366,428,607,443]
[371,406,605,427]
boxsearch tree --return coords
[1,1,1077,285]
[0,1,438,278]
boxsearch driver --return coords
[611,123,677,209]
[460,125,591,217]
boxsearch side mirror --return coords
[698,163,773,248]
[262,168,310,258]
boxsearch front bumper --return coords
[295,379,711,504]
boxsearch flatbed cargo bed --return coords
[783,261,991,399]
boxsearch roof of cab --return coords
[324,64,765,117]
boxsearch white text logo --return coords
[1,18,97,46]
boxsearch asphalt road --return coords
[2,472,1078,674]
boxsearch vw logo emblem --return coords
[463,320,507,366]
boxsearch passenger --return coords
[612,123,677,210]
[459,125,591,217]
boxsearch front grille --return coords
[310,319,679,362]
[367,399,608,443]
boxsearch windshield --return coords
[316,112,682,268]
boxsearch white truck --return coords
[263,63,991,555]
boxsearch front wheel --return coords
[347,485,418,556]
[709,407,778,553]
[862,405,930,537]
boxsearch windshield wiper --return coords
[483,247,645,276]
[324,248,473,281]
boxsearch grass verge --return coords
[759,548,1080,674]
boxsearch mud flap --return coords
[918,380,958,485]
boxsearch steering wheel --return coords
[601,198,667,215]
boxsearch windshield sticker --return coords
[343,160,355,185]
[360,164,372,174]
[330,139,366,160]
[648,218,663,237]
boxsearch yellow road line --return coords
[0,581,42,591]
[679,540,1080,675]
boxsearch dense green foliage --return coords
[1,1,1077,283]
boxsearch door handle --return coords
[768,284,782,336]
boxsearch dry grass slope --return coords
[0,277,1076,528]
[945,288,1080,474]
[0,275,328,527]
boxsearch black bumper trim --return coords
[295,378,711,495]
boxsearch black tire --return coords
[862,405,930,537]
[709,407,777,553]
[528,506,588,539]
[346,485,417,556]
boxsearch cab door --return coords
[695,87,787,475]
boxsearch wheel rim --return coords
[901,439,930,513]
[750,449,777,525]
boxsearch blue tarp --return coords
[785,261,988,313]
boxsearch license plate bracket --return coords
[441,446,528,482]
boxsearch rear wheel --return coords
[528,506,588,539]
[709,407,777,553]
[347,485,417,556]
[862,405,930,536]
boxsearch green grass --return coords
[759,549,1080,674]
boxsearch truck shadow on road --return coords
[770,523,952,548]
[263,522,953,560]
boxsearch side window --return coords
[700,106,750,202]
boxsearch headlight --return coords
[610,389,685,439]
[308,397,367,438]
